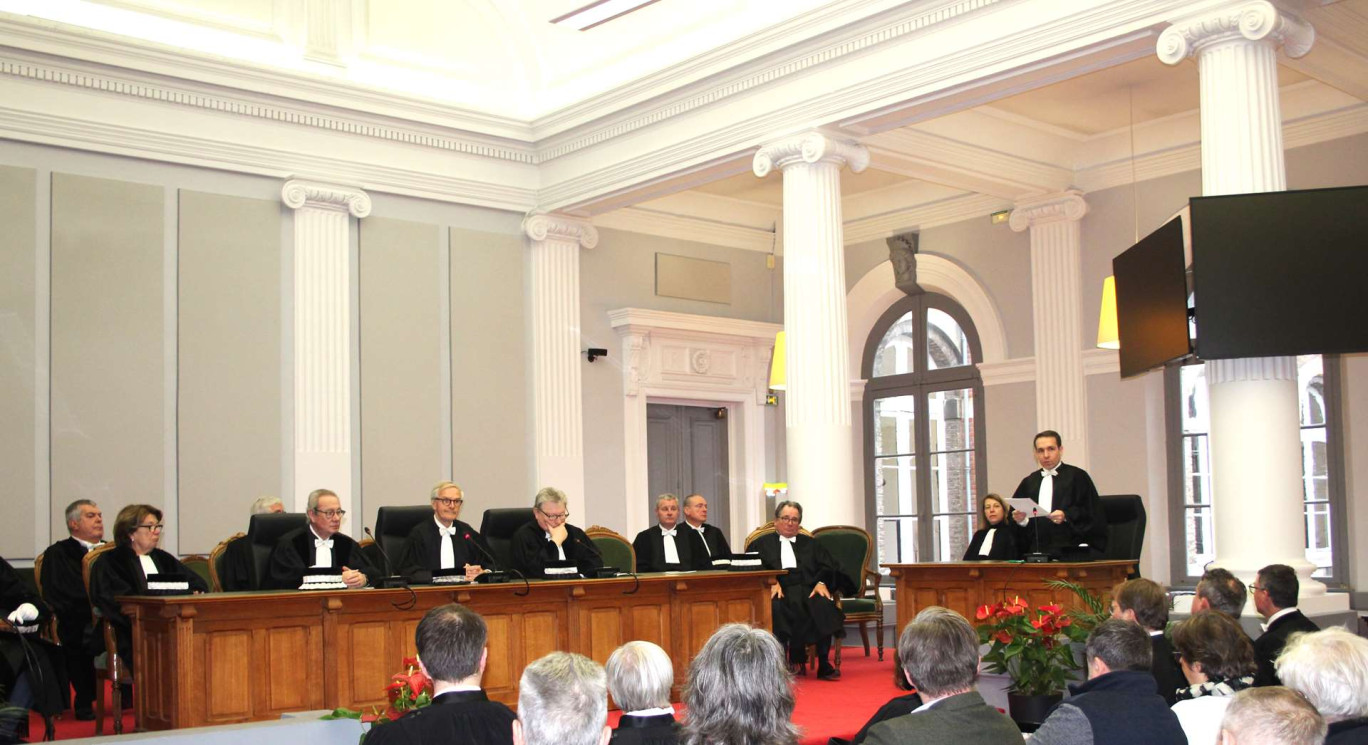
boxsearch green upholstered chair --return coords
[208,533,245,592]
[586,525,636,573]
[813,525,884,663]
[181,554,212,589]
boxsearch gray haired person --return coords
[1192,567,1247,618]
[606,641,679,744]
[1219,686,1327,745]
[682,624,798,745]
[250,495,285,514]
[515,651,610,745]
[1276,627,1368,744]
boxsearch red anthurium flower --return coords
[402,656,420,670]
[1040,603,1062,615]
[994,630,1013,644]
[408,671,430,696]
[976,604,993,620]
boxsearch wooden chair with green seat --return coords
[81,543,128,735]
[813,525,883,664]
[585,526,635,574]
[181,554,211,590]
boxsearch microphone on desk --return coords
[363,528,412,589]
[464,533,510,584]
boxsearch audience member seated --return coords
[511,487,603,579]
[263,489,378,590]
[1192,567,1247,618]
[1111,578,1186,705]
[1029,618,1187,745]
[1169,610,1257,745]
[679,494,731,569]
[682,624,797,745]
[606,641,679,745]
[863,606,1022,745]
[2,555,67,743]
[1276,627,1368,745]
[962,493,1018,561]
[514,651,611,745]
[40,498,104,720]
[1218,687,1326,745]
[396,481,492,583]
[751,500,851,680]
[90,504,208,664]
[220,495,284,591]
[1251,563,1318,686]
[1009,429,1108,559]
[632,494,697,573]
[828,647,922,745]
[364,603,514,745]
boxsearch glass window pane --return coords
[872,313,916,377]
[930,451,976,514]
[1185,506,1214,577]
[874,456,916,517]
[1182,434,1212,507]
[1180,364,1209,435]
[932,513,976,562]
[1298,355,1324,426]
[1306,502,1331,576]
[877,516,918,564]
[873,395,916,457]
[926,308,972,369]
[928,388,975,452]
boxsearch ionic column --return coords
[1010,191,1090,469]
[754,132,868,529]
[1158,1,1324,595]
[523,212,598,505]
[281,179,370,515]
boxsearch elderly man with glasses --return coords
[511,487,603,579]
[396,481,495,583]
[263,488,378,590]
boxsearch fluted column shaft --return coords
[1158,1,1321,590]
[754,132,868,528]
[524,213,598,505]
[282,179,370,514]
[1010,192,1090,469]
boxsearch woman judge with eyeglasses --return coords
[395,481,495,582]
[263,488,379,590]
[510,487,603,579]
[89,504,208,663]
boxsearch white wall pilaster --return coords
[1010,190,1090,469]
[754,132,867,529]
[523,212,597,506]
[281,179,370,517]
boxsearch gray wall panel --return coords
[178,190,283,553]
[0,166,37,556]
[51,173,165,538]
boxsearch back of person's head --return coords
[250,495,283,515]
[1276,627,1368,724]
[1171,610,1256,682]
[1197,567,1247,618]
[606,641,673,713]
[896,606,979,698]
[682,624,797,745]
[414,603,486,683]
[1219,687,1326,745]
[1256,564,1299,609]
[518,652,607,745]
[1086,618,1152,674]
[1113,578,1170,630]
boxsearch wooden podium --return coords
[883,560,1136,635]
[120,570,777,730]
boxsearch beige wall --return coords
[0,166,37,555]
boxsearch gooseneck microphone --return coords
[463,533,510,584]
[362,527,410,589]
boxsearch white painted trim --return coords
[979,357,1036,386]
[843,193,1012,244]
[1082,348,1120,377]
[592,207,776,253]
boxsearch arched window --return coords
[862,293,985,567]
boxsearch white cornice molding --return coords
[1082,348,1120,376]
[593,208,777,253]
[978,357,1036,386]
[864,128,1073,197]
[608,308,782,343]
[843,193,1011,244]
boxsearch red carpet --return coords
[26,681,135,741]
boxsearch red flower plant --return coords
[975,590,1099,697]
[323,655,434,731]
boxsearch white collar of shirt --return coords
[779,535,797,543]
[978,527,997,557]
[1149,629,1164,637]
[659,525,678,537]
[912,696,942,713]
[1262,607,1296,632]
[76,537,102,551]
[625,707,675,718]
[433,683,482,696]
[137,552,158,577]
[686,521,706,532]
[1041,465,1060,477]
[435,517,457,536]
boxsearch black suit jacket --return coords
[631,526,697,573]
[89,544,208,660]
[681,522,732,568]
[611,713,680,745]
[1253,609,1319,686]
[1011,462,1108,555]
[363,689,515,745]
[510,522,603,578]
[220,535,255,591]
[865,690,1023,745]
[395,519,494,581]
[962,525,1019,561]
[41,537,98,645]
[1150,632,1186,705]
[263,528,379,590]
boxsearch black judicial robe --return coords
[263,528,380,591]
[509,522,603,579]
[631,526,698,573]
[40,536,99,709]
[395,519,493,582]
[1010,463,1108,557]
[363,689,515,745]
[962,523,1019,561]
[750,533,852,645]
[89,545,207,664]
[681,522,732,569]
[218,535,256,591]
[611,713,681,745]
[1,555,69,718]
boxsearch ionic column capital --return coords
[281,179,371,217]
[1157,0,1314,65]
[522,212,599,249]
[753,132,870,178]
[1008,191,1088,232]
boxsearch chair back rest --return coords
[374,506,436,574]
[479,508,535,570]
[743,521,812,551]
[34,551,47,601]
[182,554,211,588]
[1099,494,1146,563]
[585,526,635,572]
[813,525,873,597]
[82,543,117,615]
[246,512,308,590]
[208,533,245,592]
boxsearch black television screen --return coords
[1113,217,1192,378]
[1191,185,1368,360]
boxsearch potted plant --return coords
[324,656,433,741]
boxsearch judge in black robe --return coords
[962,493,1019,561]
[631,495,696,573]
[680,494,732,570]
[750,501,852,679]
[395,483,494,583]
[2,554,69,736]
[218,535,255,591]
[1009,431,1107,558]
[264,488,379,590]
[510,488,603,579]
[41,502,104,719]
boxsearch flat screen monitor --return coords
[1190,185,1368,360]
[1113,217,1191,378]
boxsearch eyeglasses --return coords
[315,509,347,519]
[433,497,464,507]
[135,523,164,532]
[1248,584,1264,594]
[776,516,801,524]
[537,508,570,523]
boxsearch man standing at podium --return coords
[1010,430,1107,559]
